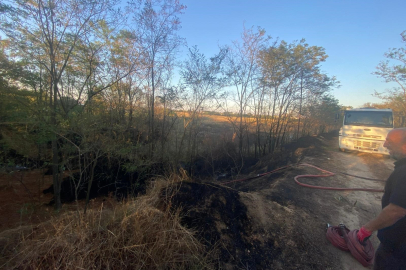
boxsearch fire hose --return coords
[293,163,384,192]
[221,163,385,266]
[326,224,375,267]
[221,163,385,192]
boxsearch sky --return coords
[177,0,405,108]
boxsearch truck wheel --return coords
[339,147,346,152]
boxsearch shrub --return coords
[0,177,212,270]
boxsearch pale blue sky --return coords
[177,0,405,108]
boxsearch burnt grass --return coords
[160,182,280,269]
[159,131,339,269]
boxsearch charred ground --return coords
[2,130,380,270]
[159,132,343,269]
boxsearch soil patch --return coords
[0,169,54,232]
[160,182,281,269]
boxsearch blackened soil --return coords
[160,182,280,269]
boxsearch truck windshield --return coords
[344,111,393,127]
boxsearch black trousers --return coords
[373,243,406,270]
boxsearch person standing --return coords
[357,128,406,269]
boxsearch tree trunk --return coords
[150,65,155,154]
[84,153,98,214]
[52,81,62,210]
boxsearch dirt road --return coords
[300,136,393,270]
[227,133,393,269]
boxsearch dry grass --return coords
[0,174,213,270]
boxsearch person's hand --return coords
[357,226,372,244]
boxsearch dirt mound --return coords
[160,182,278,269]
[161,180,338,269]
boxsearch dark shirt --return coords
[377,157,406,249]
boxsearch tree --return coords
[0,43,42,166]
[301,94,341,135]
[1,0,120,210]
[101,29,143,127]
[130,0,186,154]
[258,39,337,152]
[178,46,227,165]
[224,26,269,156]
[374,30,406,127]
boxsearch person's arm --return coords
[357,203,406,242]
[363,203,406,232]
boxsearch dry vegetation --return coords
[0,175,213,270]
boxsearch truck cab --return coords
[338,108,393,155]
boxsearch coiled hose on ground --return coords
[326,224,375,267]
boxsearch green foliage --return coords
[122,162,139,173]
[374,31,406,88]
[373,30,406,127]
[304,94,341,133]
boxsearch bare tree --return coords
[224,26,269,156]
[130,0,186,154]
[178,46,227,165]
